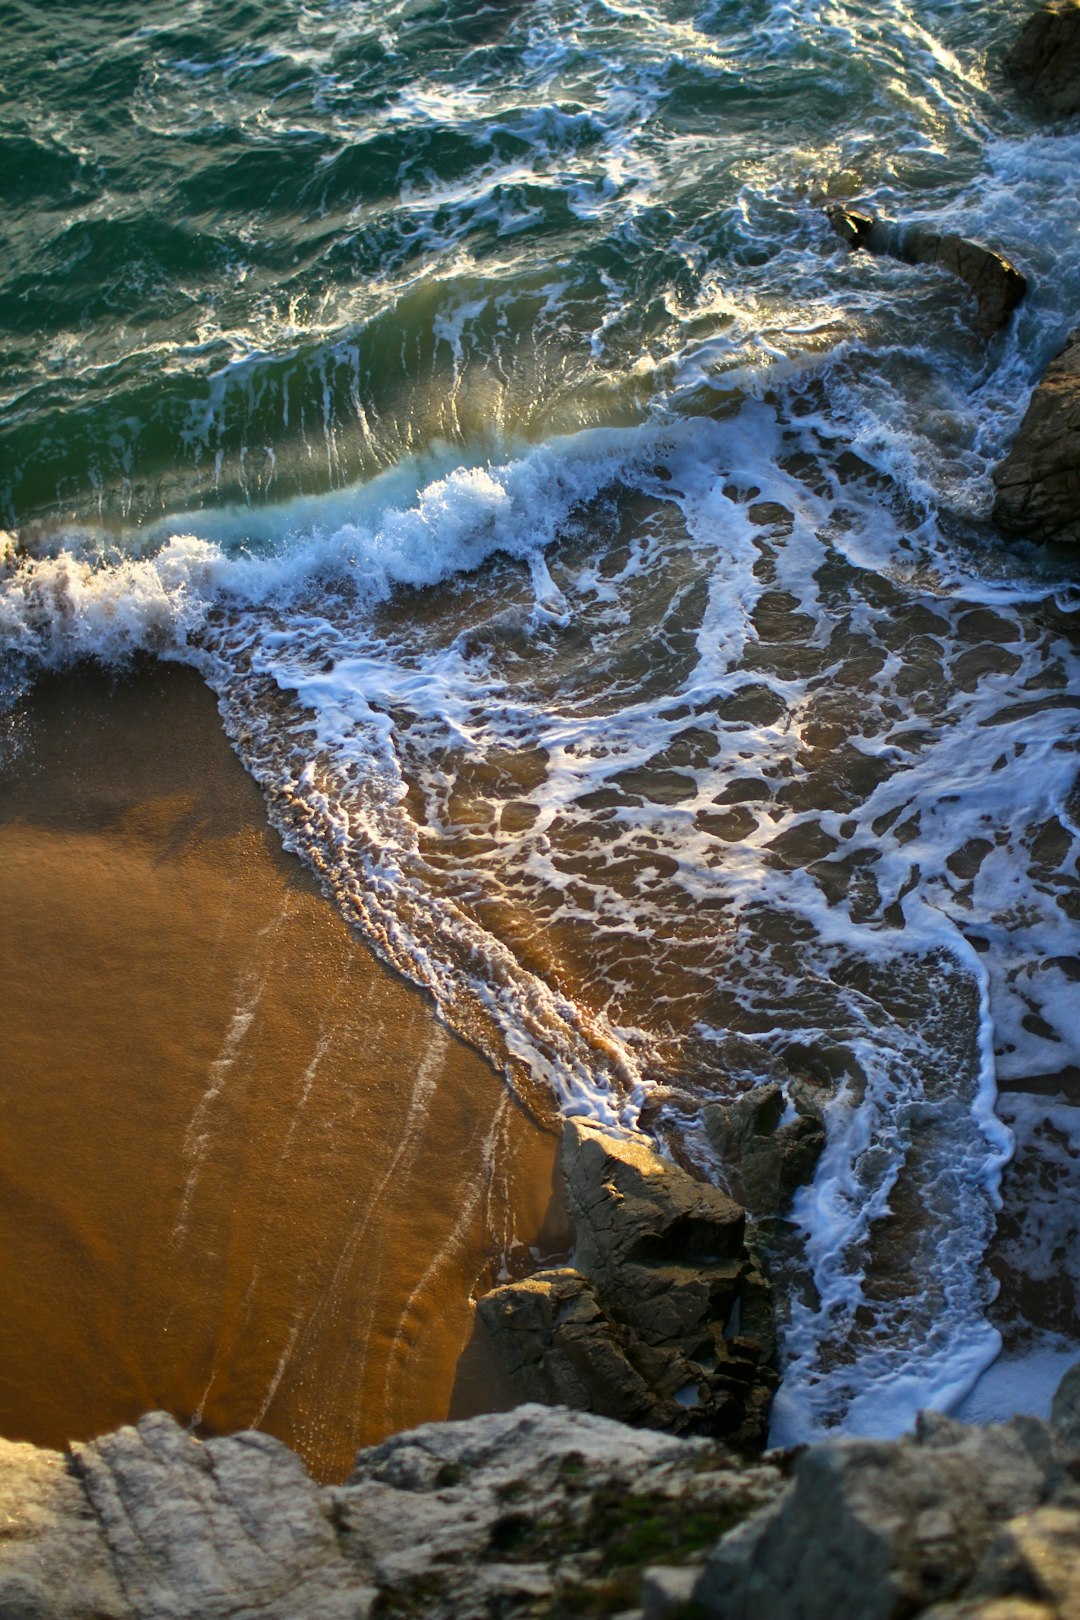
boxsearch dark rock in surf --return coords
[1004,0,1080,119]
[478,1119,777,1450]
[992,328,1080,547]
[825,205,1028,338]
[702,1084,825,1219]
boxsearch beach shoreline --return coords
[0,659,565,1484]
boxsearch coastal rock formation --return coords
[0,1405,786,1620]
[7,1374,1080,1618]
[992,329,1080,547]
[696,1371,1080,1619]
[477,1120,777,1448]
[702,1083,825,1218]
[826,206,1027,337]
[1004,0,1080,119]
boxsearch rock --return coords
[825,206,1027,337]
[641,1564,701,1618]
[332,1404,785,1619]
[479,1121,777,1448]
[702,1084,825,1217]
[6,1366,1080,1618]
[1004,0,1080,119]
[71,1413,367,1620]
[992,330,1080,547]
[0,1406,784,1620]
[0,1435,129,1620]
[695,1411,1069,1620]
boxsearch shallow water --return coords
[2,0,1079,1442]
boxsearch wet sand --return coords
[0,662,565,1483]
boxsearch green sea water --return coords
[3,0,1080,1445]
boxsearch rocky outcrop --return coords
[702,1083,825,1218]
[0,1405,786,1620]
[477,1120,777,1449]
[696,1369,1080,1620]
[1004,0,1080,119]
[992,329,1080,547]
[826,206,1028,337]
[8,1372,1080,1618]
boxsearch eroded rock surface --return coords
[826,206,1027,337]
[992,330,1080,548]
[0,1406,784,1620]
[702,1083,825,1217]
[696,1402,1080,1620]
[1004,0,1080,119]
[7,1376,1080,1618]
[478,1120,776,1448]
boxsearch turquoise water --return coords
[3,0,1080,1440]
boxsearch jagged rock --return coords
[8,1373,1080,1618]
[825,206,1027,337]
[702,1084,825,1217]
[1004,0,1080,119]
[695,1411,1070,1619]
[0,1405,786,1620]
[72,1413,367,1620]
[0,1435,128,1620]
[992,330,1080,547]
[480,1121,777,1448]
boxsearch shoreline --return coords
[0,659,566,1484]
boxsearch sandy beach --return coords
[0,661,565,1483]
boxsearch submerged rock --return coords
[992,329,1080,547]
[478,1120,777,1449]
[825,206,1028,338]
[1004,0,1080,119]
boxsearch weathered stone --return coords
[1004,0,1080,119]
[481,1121,776,1447]
[333,1404,784,1617]
[561,1119,747,1279]
[72,1413,366,1620]
[702,1084,825,1216]
[0,1436,129,1620]
[477,1268,663,1425]
[992,330,1080,547]
[695,1414,1065,1620]
[825,206,1027,337]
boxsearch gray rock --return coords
[695,1414,1065,1620]
[1004,0,1080,119]
[480,1121,777,1447]
[992,330,1080,548]
[72,1413,368,1620]
[702,1084,825,1217]
[641,1564,701,1618]
[0,1435,129,1620]
[0,1404,785,1620]
[826,206,1027,337]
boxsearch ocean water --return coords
[2,0,1079,1443]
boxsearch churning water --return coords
[2,0,1079,1441]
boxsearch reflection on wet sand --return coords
[0,664,561,1483]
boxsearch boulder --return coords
[826,206,1027,338]
[992,330,1080,547]
[702,1084,825,1217]
[0,1404,785,1620]
[1004,0,1080,119]
[695,1409,1070,1620]
[479,1121,777,1449]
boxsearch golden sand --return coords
[0,663,564,1482]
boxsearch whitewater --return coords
[2,0,1079,1444]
